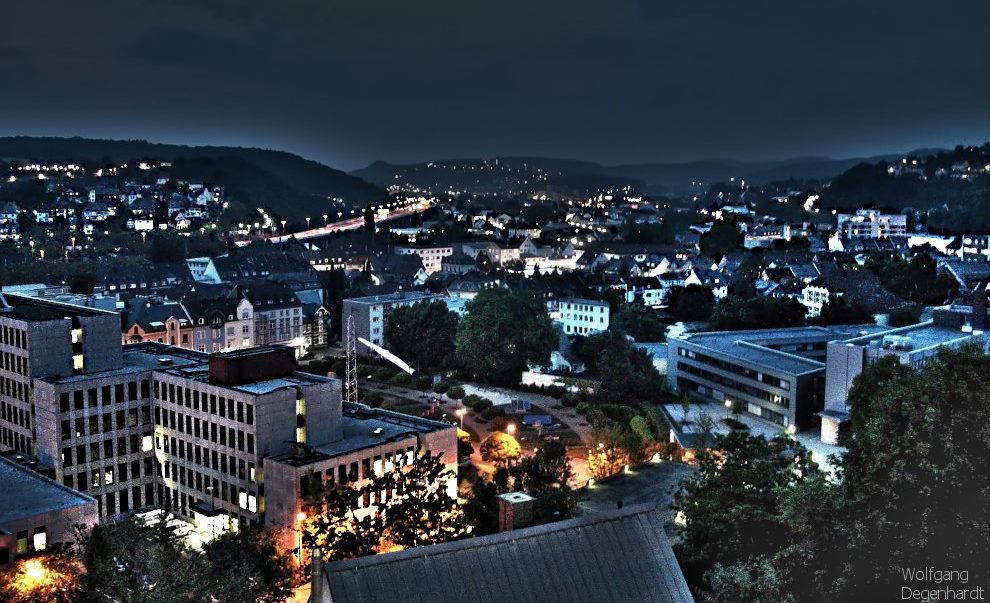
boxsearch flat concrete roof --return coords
[344,291,439,305]
[841,320,984,353]
[1,292,115,322]
[675,324,887,375]
[0,455,95,527]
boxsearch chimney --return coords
[969,293,988,331]
[497,492,535,532]
[311,547,325,602]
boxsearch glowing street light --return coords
[323,214,328,225]
[281,220,287,235]
[506,423,516,436]
[455,407,466,429]
[306,217,311,230]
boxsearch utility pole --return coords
[344,314,358,404]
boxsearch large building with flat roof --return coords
[0,453,98,565]
[820,302,990,444]
[667,325,888,432]
[0,292,456,554]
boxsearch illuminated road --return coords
[259,202,428,245]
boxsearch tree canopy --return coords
[455,288,557,384]
[707,296,806,331]
[384,300,459,372]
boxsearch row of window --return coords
[155,382,255,426]
[675,361,790,408]
[677,347,791,390]
[0,351,28,376]
[0,400,30,429]
[0,325,27,350]
[59,407,150,441]
[0,426,30,454]
[58,380,148,413]
[157,434,255,481]
[64,456,154,492]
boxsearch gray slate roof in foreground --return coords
[316,504,693,603]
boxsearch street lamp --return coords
[306,217,311,230]
[323,214,328,225]
[455,407,466,429]
[506,423,516,436]
[281,220,287,235]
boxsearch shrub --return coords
[545,385,567,398]
[373,368,396,381]
[481,406,506,420]
[362,392,384,407]
[473,399,493,413]
[601,404,637,424]
[723,417,750,431]
[447,385,466,399]
[561,392,582,407]
[630,414,655,443]
[575,401,593,416]
[462,394,484,408]
[584,408,608,427]
[330,359,346,376]
[390,372,414,387]
[415,375,434,390]
[433,380,451,394]
[489,416,509,431]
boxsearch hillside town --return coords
[1,142,989,601]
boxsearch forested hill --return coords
[0,136,383,220]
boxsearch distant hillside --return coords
[352,157,647,197]
[0,136,383,221]
[354,153,938,196]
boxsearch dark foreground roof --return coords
[314,504,693,603]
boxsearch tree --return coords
[700,220,742,259]
[455,288,557,384]
[479,431,521,467]
[594,329,666,404]
[382,451,464,549]
[67,271,98,294]
[363,203,375,231]
[516,441,580,522]
[612,305,666,341]
[384,300,459,372]
[146,234,186,263]
[200,527,295,603]
[707,297,806,331]
[815,296,874,325]
[673,431,822,591]
[828,346,990,601]
[887,301,922,327]
[671,285,717,322]
[587,423,638,479]
[0,548,82,603]
[305,451,464,563]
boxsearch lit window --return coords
[296,427,306,444]
[248,495,257,513]
[142,436,153,452]
[33,530,47,552]
[238,491,248,509]
[73,355,84,370]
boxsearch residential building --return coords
[836,209,907,239]
[558,298,609,335]
[394,244,453,274]
[242,282,305,350]
[342,292,443,353]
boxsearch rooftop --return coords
[0,292,115,322]
[675,325,887,375]
[344,291,439,305]
[0,455,96,527]
[842,320,985,353]
[316,504,692,603]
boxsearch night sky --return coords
[1,0,988,170]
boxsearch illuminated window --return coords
[71,328,83,344]
[248,495,257,513]
[296,399,306,415]
[33,529,47,552]
[73,355,84,371]
[296,427,306,444]
[142,436,153,452]
[238,491,248,509]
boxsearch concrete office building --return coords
[342,291,442,353]
[0,454,98,566]
[0,293,456,552]
[558,298,610,336]
[820,303,990,444]
[667,325,887,432]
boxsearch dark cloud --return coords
[0,0,987,169]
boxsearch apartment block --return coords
[836,209,907,239]
[342,292,442,353]
[558,298,610,336]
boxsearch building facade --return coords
[836,209,907,239]
[558,298,610,336]
[342,292,443,353]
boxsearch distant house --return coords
[83,202,111,222]
[0,221,21,241]
[0,201,21,222]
